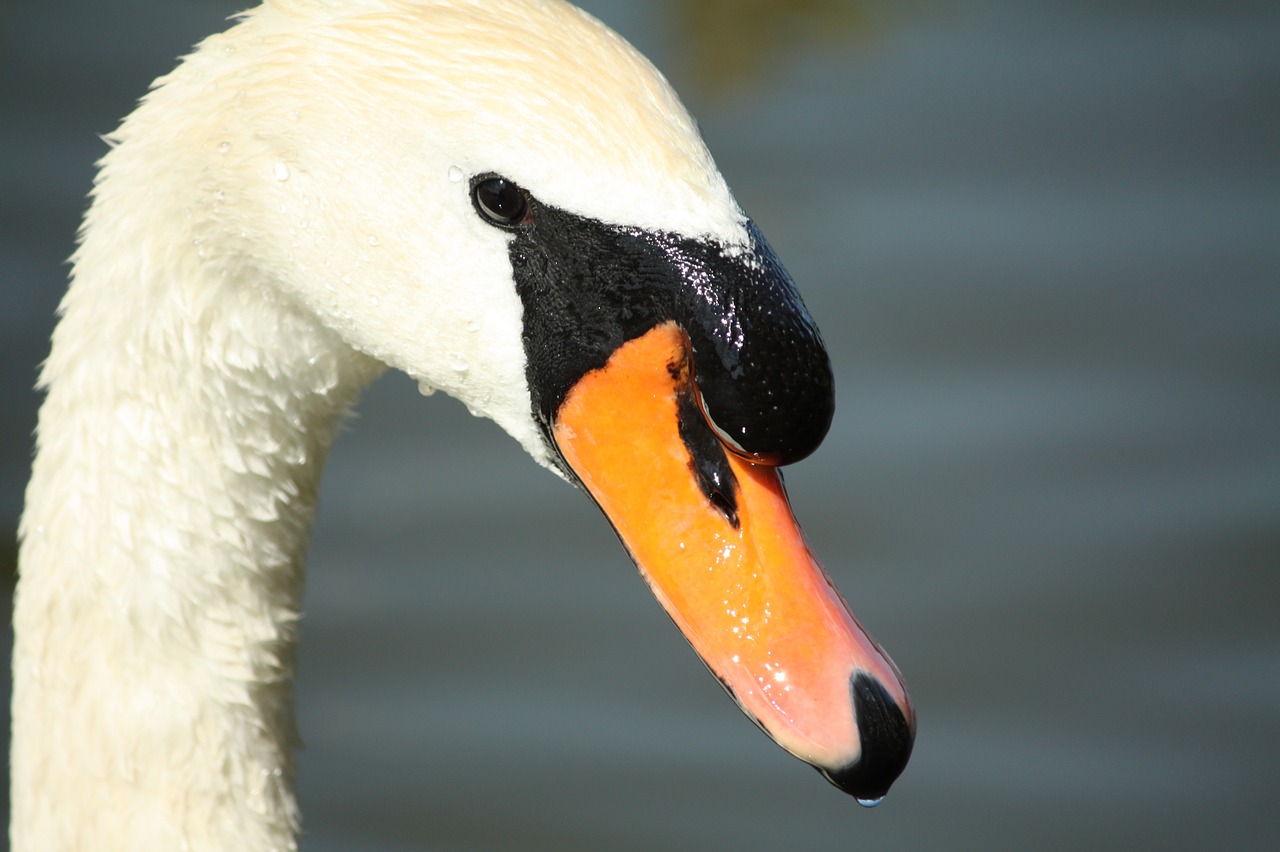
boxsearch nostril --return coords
[707,489,737,525]
[675,376,742,528]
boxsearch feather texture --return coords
[13,1,745,848]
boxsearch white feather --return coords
[12,1,747,848]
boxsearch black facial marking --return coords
[676,381,740,528]
[818,674,915,802]
[650,225,835,466]
[470,174,835,467]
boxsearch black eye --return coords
[472,177,530,227]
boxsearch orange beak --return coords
[552,321,915,803]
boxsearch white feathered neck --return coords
[12,1,745,848]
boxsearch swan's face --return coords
[193,0,750,465]
[175,0,913,801]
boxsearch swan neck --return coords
[12,178,380,848]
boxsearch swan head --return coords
[155,0,749,466]
[130,0,913,801]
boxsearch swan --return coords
[12,0,915,848]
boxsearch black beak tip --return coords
[818,673,916,805]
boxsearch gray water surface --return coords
[2,1,1277,849]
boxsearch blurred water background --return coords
[1,1,1277,849]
